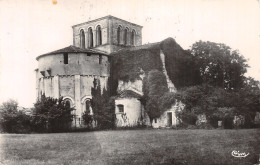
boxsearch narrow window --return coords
[99,55,102,64]
[88,28,93,48]
[85,99,91,112]
[118,104,124,113]
[117,26,121,44]
[96,25,102,46]
[80,29,85,49]
[154,119,157,123]
[124,28,128,45]
[131,30,135,45]
[64,53,68,64]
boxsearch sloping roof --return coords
[36,45,108,60]
[111,41,161,54]
[117,90,142,99]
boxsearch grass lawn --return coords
[0,129,259,165]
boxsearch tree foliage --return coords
[143,70,169,122]
[161,38,201,88]
[32,94,74,132]
[83,79,115,129]
[173,41,260,128]
[190,41,249,89]
[81,100,93,127]
[177,81,260,128]
[0,99,31,133]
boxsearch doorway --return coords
[167,112,172,127]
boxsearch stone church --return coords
[35,15,184,128]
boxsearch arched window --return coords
[64,99,72,108]
[83,99,93,115]
[124,28,128,45]
[131,30,136,46]
[85,99,91,112]
[96,25,102,46]
[80,29,85,49]
[88,28,93,48]
[65,100,71,108]
[117,26,122,44]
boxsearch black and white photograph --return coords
[0,0,259,164]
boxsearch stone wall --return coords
[37,75,108,126]
[59,76,75,100]
[37,53,109,77]
[43,77,53,97]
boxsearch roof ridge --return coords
[36,45,108,60]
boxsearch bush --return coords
[32,95,75,132]
[0,99,31,133]
[242,115,255,128]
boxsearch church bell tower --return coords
[72,15,143,54]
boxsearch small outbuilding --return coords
[152,101,184,128]
[115,90,144,127]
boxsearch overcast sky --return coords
[0,0,260,107]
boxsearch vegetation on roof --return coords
[110,37,199,95]
[161,38,200,88]
[111,48,163,81]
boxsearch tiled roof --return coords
[36,45,108,60]
[117,90,142,99]
[111,41,162,55]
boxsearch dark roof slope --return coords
[36,45,108,60]
[117,90,142,99]
[111,41,160,54]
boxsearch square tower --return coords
[72,15,143,54]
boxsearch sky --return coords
[0,0,260,108]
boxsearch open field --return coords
[0,129,259,165]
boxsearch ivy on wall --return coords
[110,37,199,96]
[161,38,200,88]
[110,38,199,121]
